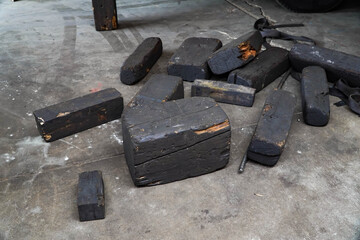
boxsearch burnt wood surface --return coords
[289,43,360,87]
[120,37,162,85]
[191,79,255,107]
[207,31,263,75]
[227,47,290,92]
[301,66,330,126]
[247,151,280,167]
[122,97,231,186]
[77,171,105,221]
[168,37,222,81]
[129,74,184,107]
[92,0,118,31]
[247,90,296,166]
[33,88,123,142]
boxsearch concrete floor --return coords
[0,0,359,239]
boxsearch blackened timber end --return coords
[77,171,105,221]
[301,66,330,126]
[92,0,118,31]
[168,37,222,81]
[120,37,162,85]
[207,31,263,75]
[127,74,184,109]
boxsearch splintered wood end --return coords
[194,120,230,135]
[112,16,117,28]
[264,104,272,112]
[238,41,257,60]
[44,134,52,141]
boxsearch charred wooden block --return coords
[77,171,105,221]
[168,37,222,82]
[191,79,255,107]
[301,66,330,126]
[122,97,231,186]
[207,31,263,75]
[33,88,123,142]
[290,43,360,87]
[92,0,118,31]
[120,37,162,85]
[247,90,296,166]
[129,74,184,107]
[227,47,290,92]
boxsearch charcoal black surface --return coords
[227,47,290,92]
[247,151,280,167]
[120,37,162,85]
[247,90,296,166]
[207,31,263,75]
[191,79,255,107]
[92,0,118,31]
[289,43,360,87]
[301,66,330,126]
[122,97,231,186]
[33,88,123,142]
[129,74,184,107]
[77,171,105,221]
[210,73,229,81]
[168,37,222,81]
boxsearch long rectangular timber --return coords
[227,47,289,92]
[120,37,162,85]
[191,79,255,107]
[247,90,296,166]
[33,88,123,142]
[290,43,360,87]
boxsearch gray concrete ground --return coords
[0,0,359,239]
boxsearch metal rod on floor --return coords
[238,152,248,174]
[277,68,292,90]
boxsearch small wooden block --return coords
[207,31,263,75]
[120,37,163,85]
[129,74,184,107]
[191,79,255,107]
[92,0,118,31]
[122,97,231,186]
[77,171,105,221]
[301,66,330,126]
[290,43,360,87]
[247,90,296,166]
[168,37,222,81]
[228,47,290,92]
[33,88,123,142]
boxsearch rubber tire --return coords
[276,0,344,12]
